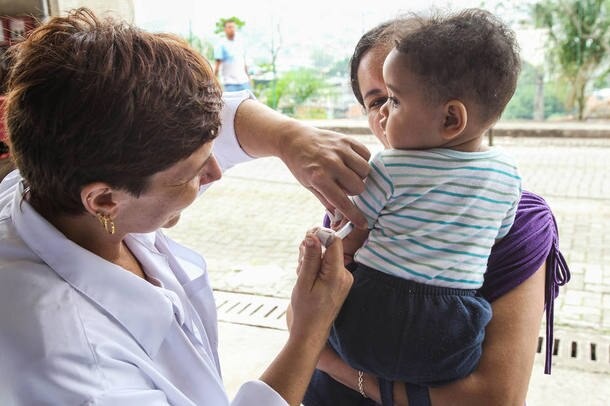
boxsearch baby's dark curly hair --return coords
[393,8,521,125]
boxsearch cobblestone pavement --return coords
[165,135,610,335]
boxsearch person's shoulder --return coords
[517,190,553,218]
[0,258,101,395]
[0,230,105,350]
[377,148,454,165]
[377,148,427,159]
[0,256,93,338]
[369,149,394,167]
[214,37,228,51]
[504,189,557,247]
[0,287,105,404]
[487,147,519,168]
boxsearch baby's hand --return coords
[326,209,350,231]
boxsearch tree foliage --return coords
[311,48,333,70]
[255,76,288,111]
[281,69,326,105]
[214,16,246,34]
[503,61,568,120]
[185,35,214,62]
[256,68,327,115]
[532,0,610,119]
[328,56,350,77]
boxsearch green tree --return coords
[282,69,326,105]
[257,68,327,115]
[504,63,537,119]
[311,48,333,70]
[255,74,288,110]
[544,81,570,119]
[250,17,283,106]
[185,35,214,62]
[532,0,610,119]
[504,61,568,120]
[214,17,246,34]
[328,56,350,77]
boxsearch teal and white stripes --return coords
[353,148,521,289]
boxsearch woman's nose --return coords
[199,155,222,186]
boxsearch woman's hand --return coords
[260,230,353,405]
[289,230,353,348]
[279,127,371,229]
[234,99,371,229]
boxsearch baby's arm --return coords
[341,226,368,265]
[326,211,369,265]
[318,152,390,264]
[341,152,390,264]
[315,221,369,266]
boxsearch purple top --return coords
[481,190,570,374]
[326,190,571,375]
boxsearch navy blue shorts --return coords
[328,262,492,386]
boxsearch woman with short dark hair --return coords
[0,8,370,405]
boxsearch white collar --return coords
[11,180,175,357]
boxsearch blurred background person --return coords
[214,17,251,91]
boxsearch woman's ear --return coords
[80,183,119,217]
[442,100,467,141]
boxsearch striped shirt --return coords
[353,148,521,289]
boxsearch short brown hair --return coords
[393,8,521,124]
[6,8,222,215]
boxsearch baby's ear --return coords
[441,100,467,141]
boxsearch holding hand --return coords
[289,230,353,347]
[233,99,371,229]
[280,128,370,229]
[262,230,353,405]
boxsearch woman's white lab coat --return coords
[0,91,288,405]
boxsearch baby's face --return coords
[379,49,446,150]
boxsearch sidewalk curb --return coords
[303,119,610,138]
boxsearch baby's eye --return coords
[388,96,399,108]
[366,96,388,112]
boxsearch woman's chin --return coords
[161,214,181,229]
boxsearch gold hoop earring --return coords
[96,212,116,235]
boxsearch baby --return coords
[321,8,522,389]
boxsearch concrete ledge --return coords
[303,119,610,138]
[303,119,373,135]
[491,121,610,138]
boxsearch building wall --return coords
[0,0,47,18]
[50,0,134,22]
[0,0,134,22]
